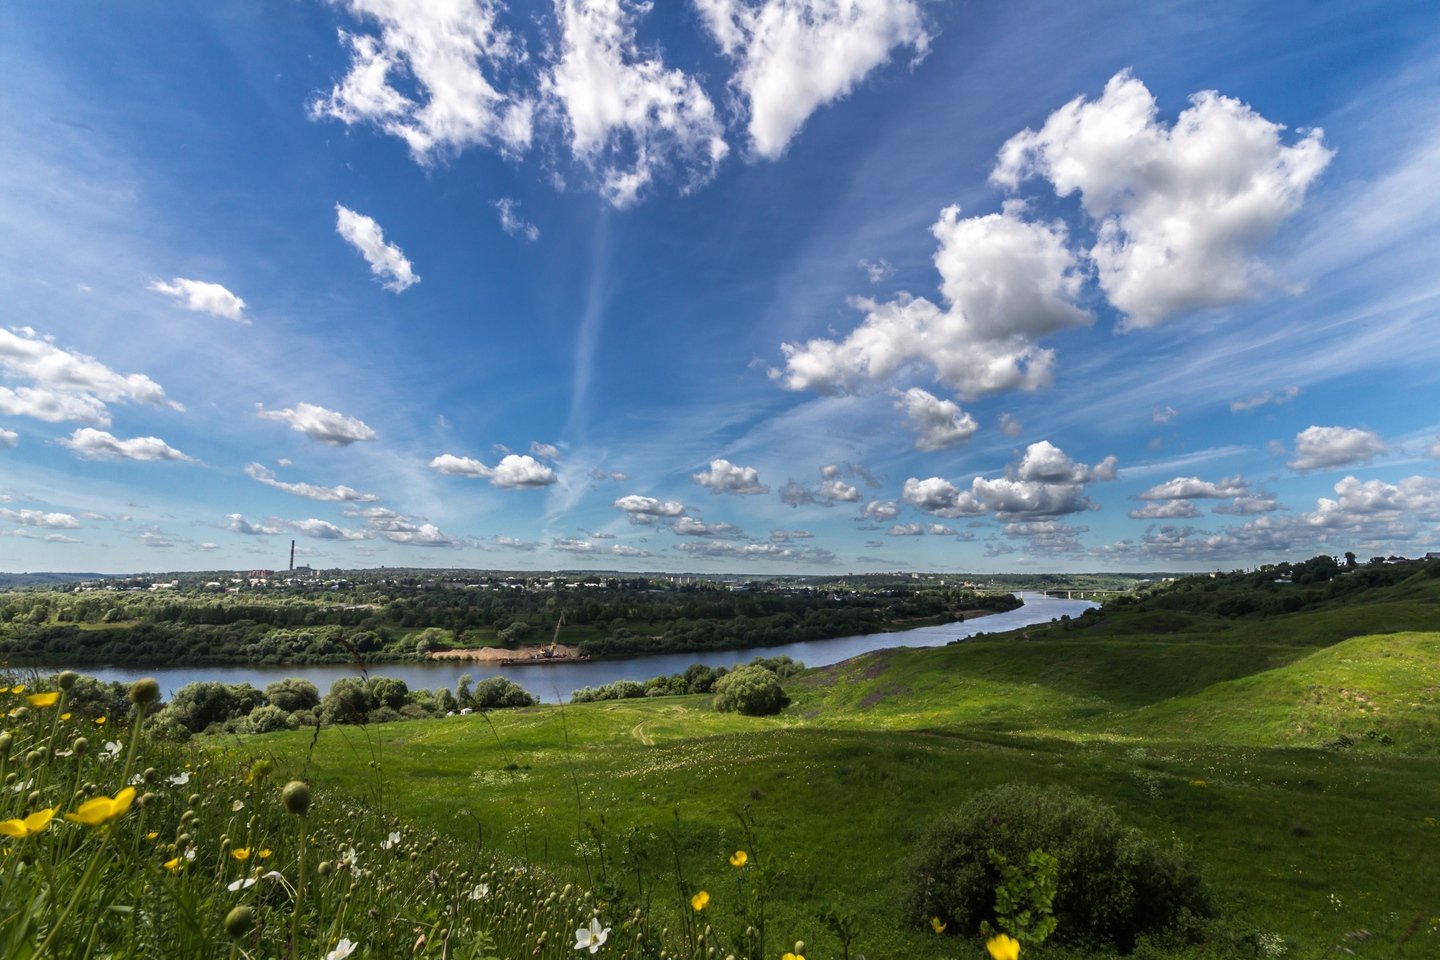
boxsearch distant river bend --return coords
[51,592,1095,704]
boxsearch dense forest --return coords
[0,572,1023,666]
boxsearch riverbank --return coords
[428,643,584,662]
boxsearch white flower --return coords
[168,771,191,786]
[227,876,257,892]
[325,939,358,960]
[380,831,400,850]
[232,799,245,812]
[468,882,489,901]
[100,741,121,761]
[574,917,609,954]
[129,774,145,785]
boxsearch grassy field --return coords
[235,567,1440,959]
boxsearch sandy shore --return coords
[428,643,584,663]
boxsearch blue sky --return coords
[2,0,1437,575]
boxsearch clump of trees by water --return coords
[569,655,803,703]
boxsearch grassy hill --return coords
[241,562,1440,959]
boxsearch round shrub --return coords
[239,704,297,735]
[711,664,789,716]
[469,677,537,710]
[909,783,1214,954]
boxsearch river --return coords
[46,593,1094,703]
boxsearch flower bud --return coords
[72,736,89,755]
[129,678,160,706]
[281,780,311,816]
[58,671,78,691]
[224,905,256,939]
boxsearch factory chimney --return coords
[289,539,295,572]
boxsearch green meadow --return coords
[3,561,1437,958]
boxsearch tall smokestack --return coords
[289,540,295,571]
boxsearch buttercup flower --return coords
[257,848,272,859]
[65,786,136,827]
[575,917,609,953]
[691,890,710,911]
[10,684,24,694]
[93,716,106,726]
[232,847,251,861]
[781,954,805,960]
[26,692,60,708]
[164,856,186,872]
[930,917,946,934]
[0,807,56,839]
[729,850,748,867]
[987,933,1021,960]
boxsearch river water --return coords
[48,593,1094,703]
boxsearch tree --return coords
[264,678,320,713]
[712,664,789,716]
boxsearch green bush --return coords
[711,664,789,716]
[264,677,319,712]
[238,703,297,735]
[908,783,1214,954]
[469,676,537,710]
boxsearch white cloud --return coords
[1428,438,1440,459]
[0,327,180,423]
[198,542,219,552]
[693,458,768,495]
[140,530,177,548]
[45,534,80,544]
[530,441,560,460]
[429,452,557,487]
[1001,519,1088,554]
[0,387,110,426]
[311,0,532,160]
[0,427,16,448]
[1138,475,1248,500]
[613,493,686,523]
[495,535,538,550]
[258,402,377,446]
[693,0,929,159]
[993,70,1333,328]
[0,508,81,529]
[905,441,1116,521]
[1230,385,1300,413]
[999,413,1022,436]
[858,258,893,283]
[147,278,248,323]
[674,540,836,565]
[244,463,379,502]
[927,523,959,536]
[774,203,1089,398]
[494,197,539,241]
[290,518,370,541]
[1152,405,1177,425]
[227,514,280,536]
[769,528,811,541]
[1288,425,1385,472]
[1128,500,1199,520]
[1213,495,1280,515]
[894,386,977,451]
[672,516,744,538]
[887,522,923,536]
[782,464,862,506]
[554,537,596,553]
[1303,475,1440,532]
[335,204,420,292]
[58,428,192,462]
[367,515,456,546]
[545,0,727,208]
[861,499,899,522]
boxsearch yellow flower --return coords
[10,684,24,694]
[146,831,159,841]
[987,933,1020,960]
[26,691,60,709]
[930,917,946,934]
[94,717,107,726]
[64,786,136,827]
[690,890,710,911]
[729,850,748,867]
[257,848,272,859]
[0,808,57,839]
[232,847,251,861]
[164,856,185,872]
[781,954,805,960]
[60,712,72,721]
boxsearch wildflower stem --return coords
[291,824,308,957]
[33,833,110,958]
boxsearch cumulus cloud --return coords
[258,402,377,446]
[429,452,557,487]
[905,440,1116,521]
[0,508,81,529]
[672,516,744,538]
[494,197,539,241]
[1302,474,1440,533]
[674,540,836,565]
[1138,475,1248,500]
[245,463,379,502]
[894,386,977,451]
[693,0,929,159]
[1001,519,1088,553]
[993,70,1332,328]
[1288,425,1385,472]
[1213,494,1280,515]
[693,458,768,495]
[59,428,192,462]
[545,0,728,207]
[335,204,420,292]
[310,0,532,160]
[529,441,561,460]
[861,499,899,522]
[1230,385,1300,413]
[227,513,281,536]
[782,464,862,506]
[367,515,456,546]
[769,528,811,541]
[148,278,248,323]
[0,427,16,448]
[140,530,177,548]
[1128,500,1200,520]
[774,203,1089,399]
[887,522,923,536]
[290,518,370,541]
[495,535,538,550]
[613,494,685,523]
[0,327,180,426]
